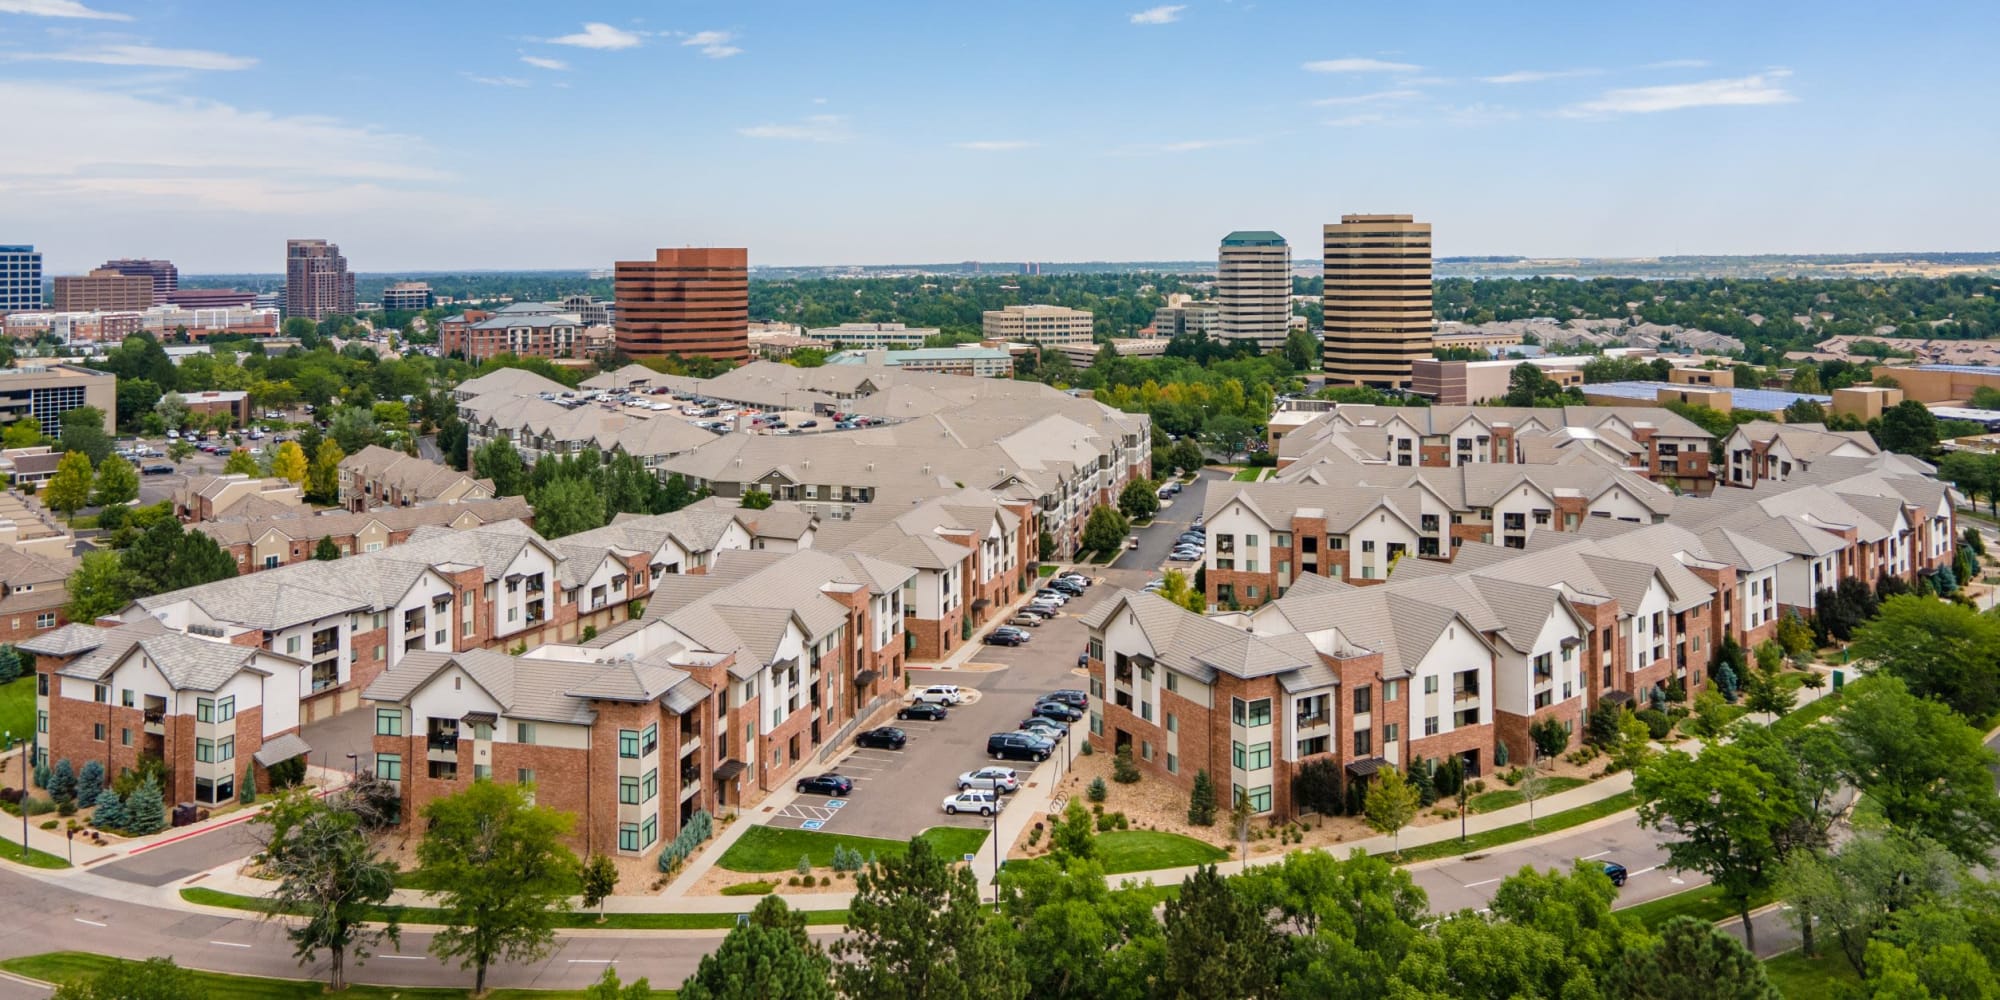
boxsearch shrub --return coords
[581,625,598,642]
[22,796,56,817]
[796,854,812,876]
[32,759,49,790]
[1188,769,1218,826]
[1096,812,1115,833]
[1663,676,1687,704]
[1111,744,1140,783]
[1026,827,1042,847]
[657,808,713,873]
[266,756,307,789]
[238,766,256,805]
[1635,708,1673,741]
[820,875,831,887]
[57,800,75,817]
[1078,740,1094,756]
[830,844,866,873]
[1493,740,1510,769]
[1114,812,1129,830]
[1087,777,1108,803]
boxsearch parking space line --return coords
[1581,850,1610,860]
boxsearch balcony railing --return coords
[1451,686,1481,707]
[1295,712,1330,729]
[427,735,458,752]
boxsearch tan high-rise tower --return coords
[1321,214,1432,388]
[614,247,749,362]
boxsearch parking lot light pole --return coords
[8,736,27,857]
[991,797,1002,912]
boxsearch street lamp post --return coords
[7,736,28,859]
[346,753,359,779]
[991,795,1002,912]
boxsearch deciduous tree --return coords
[1117,478,1159,521]
[222,448,260,476]
[1082,504,1129,555]
[680,896,833,1000]
[1849,593,2000,721]
[473,438,528,497]
[64,550,130,622]
[833,836,1023,1000]
[1612,915,1780,1000]
[89,453,139,507]
[1635,744,1798,952]
[270,441,308,486]
[1364,766,1419,855]
[738,488,773,510]
[44,450,92,522]
[1835,676,2000,865]
[1157,568,1204,614]
[417,780,580,995]
[253,791,401,991]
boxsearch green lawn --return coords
[1617,883,1773,930]
[1764,949,1861,997]
[179,887,847,930]
[0,835,69,869]
[1467,777,1588,814]
[1038,565,1059,577]
[0,952,676,999]
[1094,830,1226,874]
[0,674,33,748]
[1230,468,1261,481]
[1387,791,1642,864]
[717,824,988,873]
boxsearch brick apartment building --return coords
[194,497,533,574]
[340,446,495,510]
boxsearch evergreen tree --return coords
[833,836,1023,1000]
[125,774,167,834]
[680,896,834,1000]
[1612,915,1780,1000]
[239,766,256,805]
[1159,865,1282,1000]
[90,788,126,830]
[77,760,105,805]
[0,644,21,684]
[1187,769,1218,826]
[49,758,76,804]
[314,536,341,561]
[33,758,49,790]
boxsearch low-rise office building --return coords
[982,304,1094,347]
[0,364,116,432]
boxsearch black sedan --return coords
[897,702,948,722]
[855,727,907,750]
[1045,689,1089,709]
[984,630,1027,646]
[795,773,854,796]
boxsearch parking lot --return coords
[764,570,1146,841]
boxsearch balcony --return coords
[679,733,701,757]
[1295,711,1330,730]
[427,734,458,753]
[1451,685,1481,707]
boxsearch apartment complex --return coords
[806,322,939,350]
[455,379,717,474]
[0,246,42,314]
[981,304,1094,347]
[1088,453,1955,820]
[52,270,153,313]
[1217,231,1292,351]
[340,445,496,510]
[0,547,76,645]
[0,364,116,431]
[1723,421,1880,489]
[614,248,750,363]
[196,497,533,574]
[380,282,434,312]
[1322,214,1433,388]
[285,239,356,321]
[440,303,584,362]
[173,474,304,523]
[1274,403,1718,495]
[98,259,178,303]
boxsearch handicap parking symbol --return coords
[826,799,848,810]
[801,819,825,830]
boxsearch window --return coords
[518,768,536,787]
[516,722,536,745]
[93,684,106,703]
[1248,785,1272,813]
[376,709,403,736]
[93,723,105,741]
[1353,686,1371,714]
[197,698,215,723]
[643,769,658,801]
[196,738,215,763]
[1354,729,1372,755]
[1232,698,1245,725]
[619,776,640,804]
[1423,675,1438,695]
[642,815,658,847]
[35,613,53,629]
[1385,680,1399,702]
[219,737,234,761]
[121,728,130,746]
[1424,715,1440,736]
[218,697,235,722]
[286,636,301,655]
[1232,741,1246,769]
[1247,742,1271,770]
[1384,723,1399,744]
[1534,690,1553,709]
[618,823,640,852]
[1141,741,1153,761]
[1166,753,1179,774]
[1298,735,1329,756]
[619,729,640,758]
[641,724,658,756]
[1165,672,1178,693]
[1086,637,1103,662]
[1165,712,1177,733]
[36,710,47,734]
[1246,699,1271,727]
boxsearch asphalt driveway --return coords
[1120,468,1225,575]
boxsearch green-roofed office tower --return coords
[1217,230,1292,352]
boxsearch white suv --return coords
[914,685,964,706]
[941,790,1002,816]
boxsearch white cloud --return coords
[1480,68,1598,84]
[464,73,530,88]
[5,43,256,70]
[0,0,129,20]
[520,55,567,71]
[681,31,741,58]
[1322,114,1386,127]
[1443,103,1520,124]
[1563,72,1795,116]
[1302,57,1421,73]
[954,140,1038,151]
[1644,59,1709,70]
[547,22,642,50]
[738,114,849,142]
[1129,4,1186,24]
[1113,136,1256,155]
[1311,89,1421,106]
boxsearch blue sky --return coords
[2,0,1993,272]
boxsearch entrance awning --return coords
[853,670,880,687]
[713,759,747,782]
[1345,756,1390,777]
[253,733,312,767]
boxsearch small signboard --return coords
[962,853,977,862]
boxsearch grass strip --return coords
[0,951,677,999]
[180,887,847,930]
[1385,790,1641,864]
[717,824,988,873]
[1094,830,1227,875]
[1616,883,1774,930]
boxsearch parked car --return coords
[992,625,1030,640]
[942,790,1002,816]
[1170,550,1203,562]
[1007,614,1045,628]
[1049,579,1085,596]
[1167,481,1183,495]
[1015,606,1055,621]
[795,773,854,796]
[914,684,964,705]
[987,733,1052,762]
[855,727,907,750]
[957,767,1020,793]
[1056,572,1091,587]
[1045,689,1089,709]
[898,702,948,722]
[1017,716,1067,737]
[1157,485,1174,498]
[1032,701,1084,723]
[1028,598,1064,613]
[1032,590,1069,605]
[984,630,1027,647]
[1142,579,1166,592]
[799,420,818,428]
[142,464,174,476]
